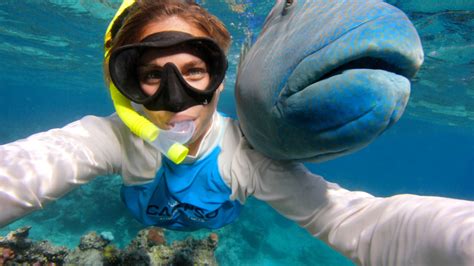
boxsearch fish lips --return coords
[277,69,411,159]
[271,37,421,160]
[277,16,423,131]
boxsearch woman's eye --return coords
[140,70,162,84]
[184,67,207,79]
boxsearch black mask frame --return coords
[109,31,228,112]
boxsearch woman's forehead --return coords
[140,16,208,41]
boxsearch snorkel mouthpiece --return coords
[150,120,195,164]
[110,78,192,164]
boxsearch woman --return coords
[0,0,472,265]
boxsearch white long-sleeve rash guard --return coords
[0,112,473,265]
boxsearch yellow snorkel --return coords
[104,0,189,164]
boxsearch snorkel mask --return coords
[109,31,227,112]
[104,0,225,164]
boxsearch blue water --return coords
[0,1,473,265]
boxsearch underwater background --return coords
[0,0,473,265]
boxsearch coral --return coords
[100,231,115,242]
[1,226,218,265]
[147,227,166,246]
[0,227,67,265]
[171,235,219,265]
[1,226,32,250]
[6,226,29,240]
[102,245,121,266]
[0,247,15,265]
[208,233,219,248]
[78,232,109,251]
[147,233,219,265]
[172,247,194,265]
[66,232,111,265]
[122,248,150,265]
[26,240,68,264]
[127,227,166,251]
[65,249,103,265]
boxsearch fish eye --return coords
[282,0,295,15]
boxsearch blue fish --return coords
[235,0,424,162]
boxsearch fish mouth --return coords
[281,16,424,99]
[282,50,421,100]
[272,62,413,160]
[273,37,421,147]
[316,56,408,82]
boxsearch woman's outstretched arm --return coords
[229,138,474,266]
[0,115,123,227]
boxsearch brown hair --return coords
[104,0,231,82]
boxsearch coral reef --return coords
[123,227,218,265]
[0,226,68,265]
[0,226,218,265]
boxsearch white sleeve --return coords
[229,138,474,266]
[0,115,123,227]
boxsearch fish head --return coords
[236,0,424,161]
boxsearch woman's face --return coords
[138,17,223,153]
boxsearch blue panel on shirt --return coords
[121,146,242,231]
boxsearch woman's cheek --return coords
[141,84,158,96]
